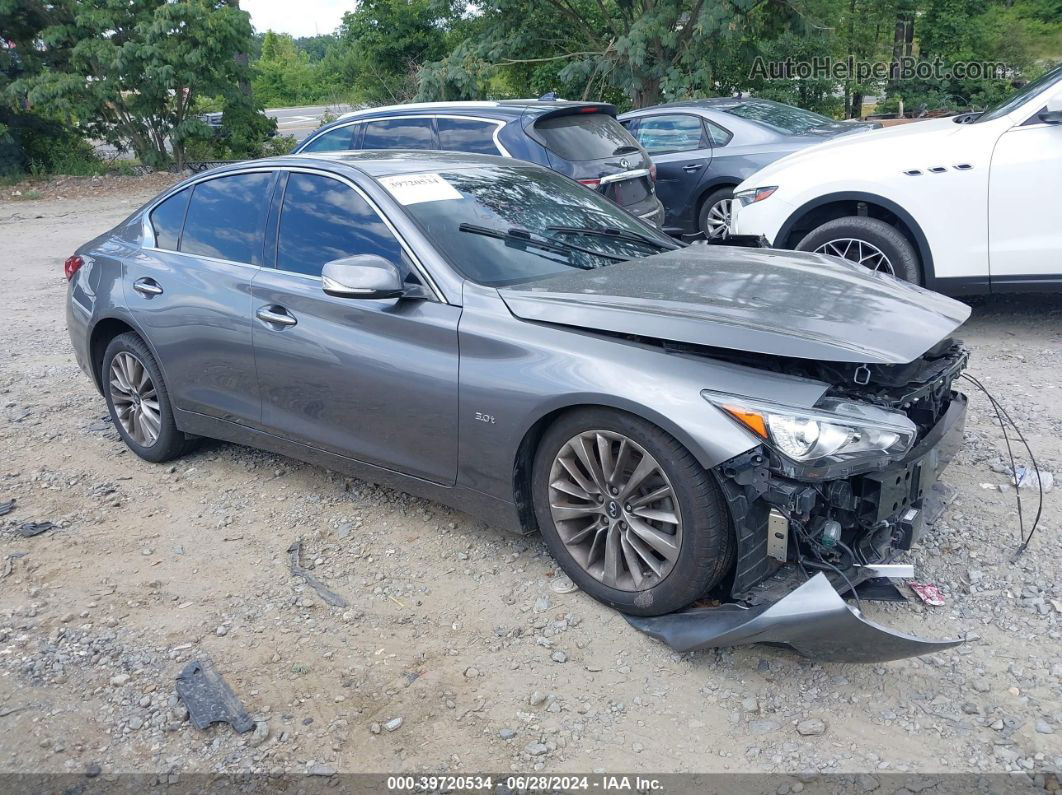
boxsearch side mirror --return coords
[321,255,404,299]
[1039,93,1062,124]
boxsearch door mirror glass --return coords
[321,255,405,299]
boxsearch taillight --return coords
[577,178,602,188]
[64,255,84,281]
[649,163,657,182]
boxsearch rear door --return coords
[129,170,274,424]
[250,170,460,484]
[625,114,712,229]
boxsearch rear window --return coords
[532,113,640,160]
[150,187,190,250]
[180,172,273,265]
[724,100,834,135]
[360,117,434,150]
[437,118,501,155]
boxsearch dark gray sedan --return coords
[65,151,969,656]
[620,99,878,239]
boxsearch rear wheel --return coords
[102,333,197,463]
[532,408,733,616]
[796,216,922,284]
[698,188,735,240]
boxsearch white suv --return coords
[731,65,1062,295]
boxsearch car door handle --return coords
[256,306,297,327]
[132,277,163,297]
[683,163,704,172]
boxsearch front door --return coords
[251,170,460,485]
[626,113,712,231]
[127,171,276,423]
[988,107,1062,282]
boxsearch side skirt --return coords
[174,409,525,534]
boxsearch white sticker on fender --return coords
[378,173,462,205]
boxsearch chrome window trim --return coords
[140,164,446,303]
[299,114,511,158]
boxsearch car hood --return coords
[746,117,967,179]
[498,246,970,365]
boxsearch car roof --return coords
[337,99,615,121]
[286,150,524,177]
[620,98,769,115]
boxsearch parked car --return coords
[293,99,665,226]
[731,65,1062,293]
[65,151,970,657]
[619,99,878,238]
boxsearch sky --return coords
[241,0,353,38]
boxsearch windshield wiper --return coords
[546,225,683,252]
[458,223,628,263]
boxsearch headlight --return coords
[733,186,778,207]
[702,391,916,465]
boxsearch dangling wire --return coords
[960,373,1044,556]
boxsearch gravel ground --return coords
[0,186,1059,785]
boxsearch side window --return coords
[180,172,273,265]
[437,118,502,155]
[704,120,733,147]
[633,114,709,155]
[149,187,190,250]
[276,173,408,278]
[301,125,355,152]
[360,117,434,150]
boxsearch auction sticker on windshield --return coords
[378,173,462,205]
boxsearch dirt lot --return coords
[0,184,1060,785]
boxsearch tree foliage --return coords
[10,0,273,168]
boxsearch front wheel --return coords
[532,409,733,616]
[795,216,922,284]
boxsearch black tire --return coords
[532,408,733,616]
[697,187,735,240]
[795,215,922,284]
[101,333,197,463]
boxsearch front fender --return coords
[455,284,829,503]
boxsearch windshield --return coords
[975,65,1062,123]
[387,165,676,286]
[724,100,836,134]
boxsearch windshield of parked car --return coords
[387,166,677,286]
[723,100,836,134]
[974,65,1062,123]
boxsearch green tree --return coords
[327,0,461,104]
[14,0,271,168]
[253,31,319,105]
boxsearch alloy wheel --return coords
[547,430,682,592]
[702,198,732,239]
[813,237,895,275]
[108,351,161,447]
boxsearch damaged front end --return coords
[636,339,970,662]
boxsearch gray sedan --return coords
[65,151,968,650]
[620,99,878,239]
